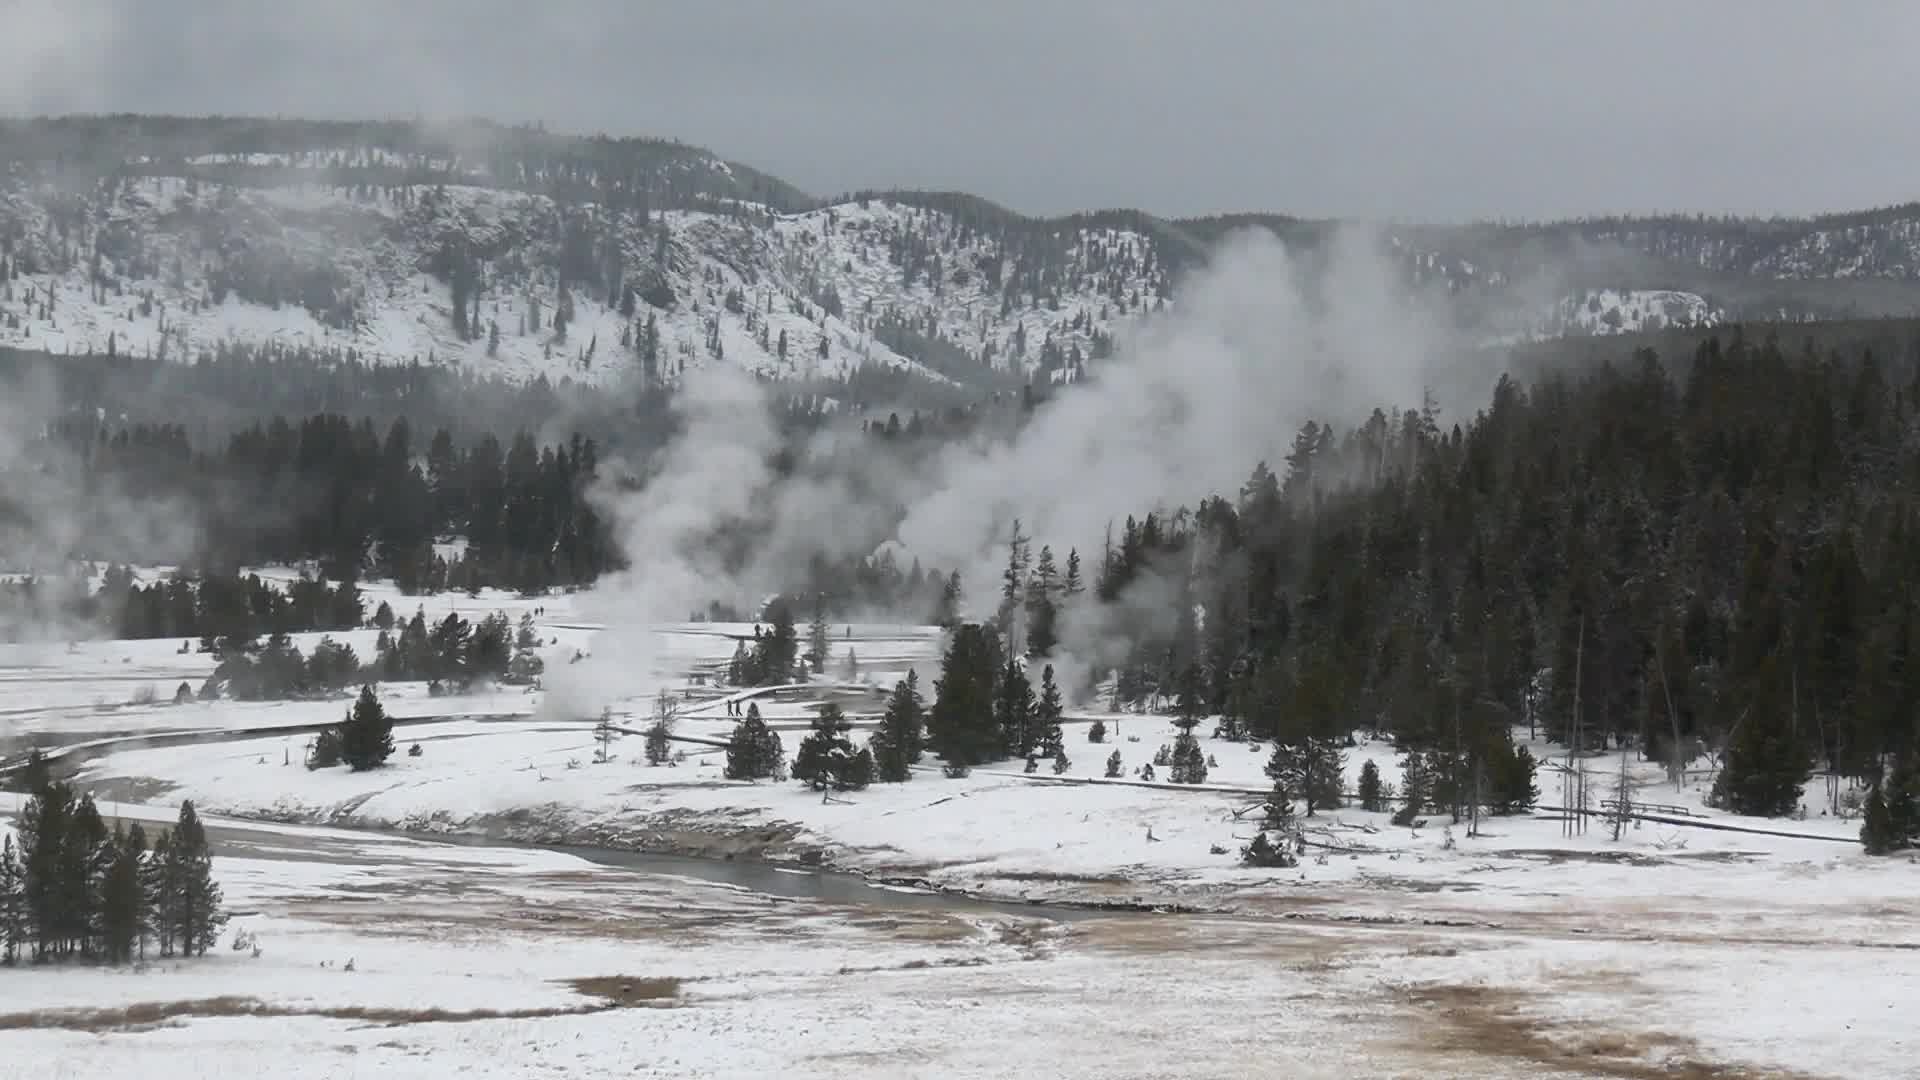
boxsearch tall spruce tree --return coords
[723,704,783,781]
[995,657,1038,758]
[167,802,226,956]
[872,671,926,782]
[340,685,395,771]
[0,835,23,964]
[1034,664,1066,757]
[792,704,869,791]
[929,623,1003,767]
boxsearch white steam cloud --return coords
[551,225,1482,712]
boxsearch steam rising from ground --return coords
[552,226,1469,712]
[0,371,202,646]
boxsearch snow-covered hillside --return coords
[0,171,1163,392]
[1544,287,1724,336]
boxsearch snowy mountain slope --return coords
[1543,288,1723,336]
[3,116,1919,391]
[0,166,1165,392]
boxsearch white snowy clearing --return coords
[1,574,1916,1078]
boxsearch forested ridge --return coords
[918,326,1920,850]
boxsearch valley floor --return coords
[2,578,1916,1077]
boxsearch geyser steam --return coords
[551,225,1467,712]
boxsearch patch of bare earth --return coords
[0,978,681,1033]
[1400,982,1824,1080]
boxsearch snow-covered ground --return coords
[0,175,1158,390]
[0,806,1909,1080]
[3,577,1917,1077]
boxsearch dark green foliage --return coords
[1265,738,1343,816]
[807,608,831,674]
[1240,830,1296,868]
[1710,699,1810,817]
[0,835,24,964]
[1491,745,1541,814]
[723,704,783,781]
[306,727,343,769]
[791,705,869,791]
[165,801,227,957]
[1357,759,1385,812]
[1034,665,1065,757]
[645,722,673,766]
[745,602,800,686]
[100,824,146,964]
[1393,752,1431,826]
[1169,732,1208,784]
[871,673,926,782]
[1088,718,1106,743]
[994,657,1037,758]
[929,623,1003,767]
[5,768,220,964]
[1861,757,1919,853]
[340,685,395,771]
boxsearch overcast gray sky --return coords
[3,0,1914,221]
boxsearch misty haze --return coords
[0,5,1916,1079]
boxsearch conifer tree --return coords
[101,823,146,964]
[1170,732,1208,784]
[340,685,395,771]
[1266,737,1343,816]
[1105,750,1123,778]
[808,606,831,673]
[1357,759,1385,812]
[995,657,1037,758]
[792,704,867,791]
[145,831,176,957]
[929,623,1002,766]
[872,672,926,782]
[724,704,783,781]
[0,835,23,965]
[168,801,227,957]
[1026,545,1059,657]
[1034,664,1065,757]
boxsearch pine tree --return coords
[145,831,176,957]
[1862,782,1900,854]
[994,657,1037,758]
[101,823,146,964]
[928,623,1002,767]
[593,709,617,764]
[1034,664,1065,757]
[998,520,1030,650]
[792,704,866,791]
[1170,732,1208,784]
[340,685,395,771]
[1105,750,1123,778]
[0,835,23,965]
[1357,759,1385,812]
[1266,738,1344,816]
[808,607,831,673]
[1711,669,1809,818]
[1261,776,1296,834]
[1026,545,1059,657]
[1062,548,1084,602]
[169,801,227,957]
[1088,718,1107,743]
[872,673,926,782]
[724,704,783,781]
[933,571,962,628]
[1393,751,1431,826]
